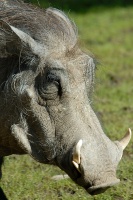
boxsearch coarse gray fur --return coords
[0,0,129,196]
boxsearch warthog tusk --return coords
[72,139,82,164]
[72,139,82,173]
[119,128,132,150]
[72,160,81,173]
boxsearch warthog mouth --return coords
[87,179,120,195]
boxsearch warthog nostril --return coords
[87,179,120,195]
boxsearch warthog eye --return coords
[37,71,62,101]
[46,73,60,87]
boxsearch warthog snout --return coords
[87,178,120,195]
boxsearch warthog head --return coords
[0,0,131,195]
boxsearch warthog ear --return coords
[0,20,42,57]
[119,128,132,150]
[72,139,82,173]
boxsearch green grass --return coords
[1,3,133,200]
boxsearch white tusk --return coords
[73,139,82,164]
[72,161,81,173]
[119,128,132,150]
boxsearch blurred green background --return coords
[25,0,133,11]
[1,0,133,199]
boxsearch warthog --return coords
[0,0,131,196]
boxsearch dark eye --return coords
[37,72,62,101]
[46,73,60,87]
